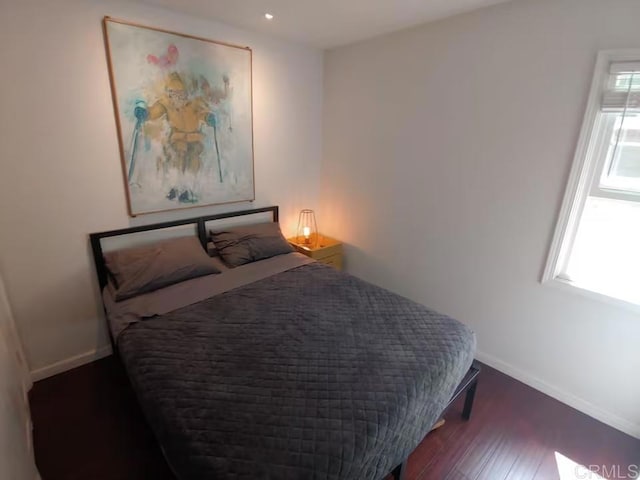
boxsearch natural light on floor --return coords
[555,451,640,480]
[555,452,606,480]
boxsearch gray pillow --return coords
[105,236,220,301]
[210,222,294,267]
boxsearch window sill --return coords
[543,276,640,315]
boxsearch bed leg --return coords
[462,377,478,420]
[391,459,407,480]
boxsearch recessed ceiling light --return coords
[264,13,274,20]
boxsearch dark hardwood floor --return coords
[30,356,639,480]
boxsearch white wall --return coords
[322,0,640,438]
[0,273,39,480]
[0,0,323,375]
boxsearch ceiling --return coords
[139,0,511,49]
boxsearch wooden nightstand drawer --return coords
[287,234,343,270]
[318,254,342,270]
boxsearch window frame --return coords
[589,114,640,202]
[542,49,640,313]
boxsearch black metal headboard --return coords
[89,206,279,290]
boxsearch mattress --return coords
[113,259,476,479]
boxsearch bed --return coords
[90,206,477,480]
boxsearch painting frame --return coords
[102,16,255,217]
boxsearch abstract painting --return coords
[103,17,254,216]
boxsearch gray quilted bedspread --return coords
[117,263,475,480]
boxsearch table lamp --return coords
[296,209,318,249]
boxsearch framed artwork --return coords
[103,17,255,216]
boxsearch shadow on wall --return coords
[341,243,401,290]
[86,240,113,354]
[16,249,112,372]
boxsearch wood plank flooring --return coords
[29,356,639,479]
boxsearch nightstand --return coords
[288,235,343,270]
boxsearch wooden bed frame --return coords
[88,205,479,480]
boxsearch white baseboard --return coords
[475,350,640,440]
[30,345,113,382]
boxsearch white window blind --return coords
[596,61,640,195]
[601,62,640,112]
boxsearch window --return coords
[543,51,640,309]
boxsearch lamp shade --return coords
[296,209,318,248]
